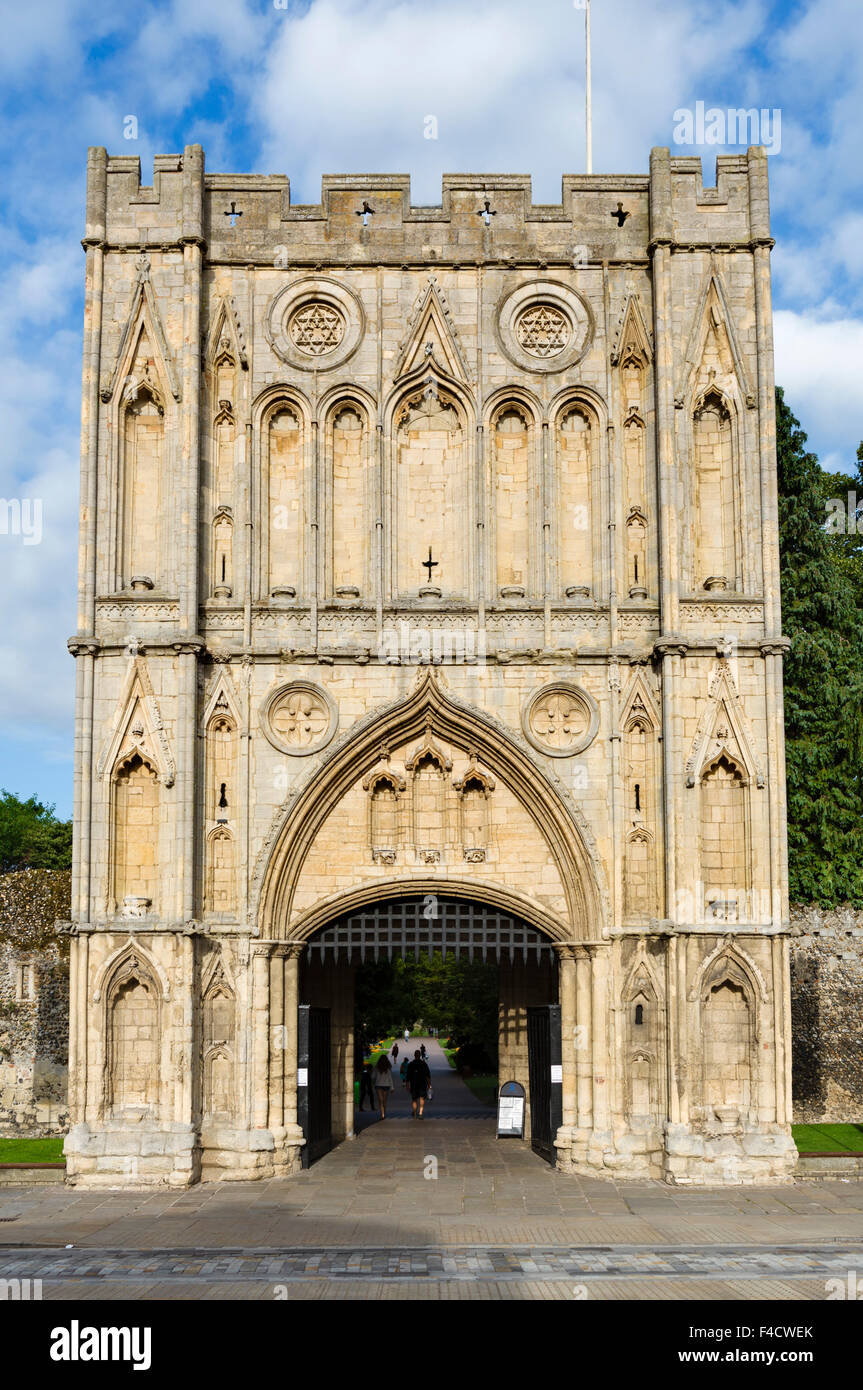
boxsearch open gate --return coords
[527,1004,562,1165]
[297,1004,332,1168]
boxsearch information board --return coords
[497,1079,526,1138]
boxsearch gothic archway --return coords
[254,668,607,942]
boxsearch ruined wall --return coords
[790,905,863,1124]
[0,871,70,1136]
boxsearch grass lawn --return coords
[0,1136,65,1164]
[792,1123,863,1154]
[461,1074,498,1107]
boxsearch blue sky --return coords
[1,0,860,818]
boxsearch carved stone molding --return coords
[495,279,593,373]
[522,681,599,758]
[265,276,365,371]
[260,680,339,756]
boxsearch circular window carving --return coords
[515,304,571,358]
[261,681,338,756]
[497,280,593,373]
[522,682,599,757]
[265,277,365,371]
[288,302,346,356]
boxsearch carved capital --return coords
[67,636,99,658]
[760,637,791,657]
[653,636,688,659]
[172,638,206,656]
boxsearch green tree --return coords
[777,389,863,903]
[0,791,73,872]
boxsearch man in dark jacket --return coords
[405,1050,431,1117]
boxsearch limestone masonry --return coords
[63,143,798,1185]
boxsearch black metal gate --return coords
[297,1004,332,1168]
[527,1004,562,1165]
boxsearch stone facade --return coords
[0,871,70,1135]
[64,143,797,1186]
[790,906,863,1124]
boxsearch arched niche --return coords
[264,399,305,598]
[392,382,471,600]
[554,402,597,598]
[121,384,165,589]
[111,752,159,915]
[327,400,369,598]
[693,387,737,592]
[700,752,750,922]
[105,952,162,1118]
[491,404,534,598]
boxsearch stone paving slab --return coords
[38,1274,833,1301]
[4,1241,862,1286]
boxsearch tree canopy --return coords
[0,790,73,873]
[777,388,863,905]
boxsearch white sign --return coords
[297,1068,308,1086]
[550,1064,562,1084]
[497,1095,525,1136]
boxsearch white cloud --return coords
[774,308,863,469]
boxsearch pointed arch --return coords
[610,293,653,368]
[393,275,472,384]
[254,668,607,940]
[676,265,755,409]
[97,657,176,788]
[204,294,248,373]
[92,937,171,1005]
[101,267,181,406]
[685,664,764,789]
[103,943,164,1117]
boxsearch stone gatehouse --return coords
[63,142,797,1186]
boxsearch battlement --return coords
[86,146,770,263]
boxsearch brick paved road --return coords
[2,1038,862,1298]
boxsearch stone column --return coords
[556,946,578,1130]
[268,946,285,1138]
[281,945,305,1168]
[574,946,593,1137]
[589,944,611,1139]
[251,944,271,1133]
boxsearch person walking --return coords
[419,1043,427,1061]
[406,1049,431,1118]
[399,1055,409,1086]
[358,1063,375,1111]
[373,1054,395,1119]
[391,1042,399,1064]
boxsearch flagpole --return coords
[585,0,593,174]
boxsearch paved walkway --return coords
[356,1036,493,1128]
[2,1038,863,1298]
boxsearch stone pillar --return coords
[589,945,611,1142]
[268,947,285,1136]
[251,944,271,1133]
[556,946,577,1129]
[573,946,593,1146]
[281,945,305,1169]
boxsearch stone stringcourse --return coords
[62,144,801,1186]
